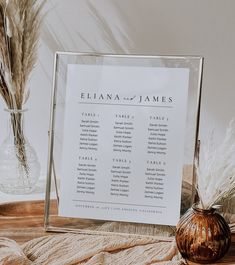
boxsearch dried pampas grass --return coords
[0,0,44,175]
[0,0,45,109]
[196,120,235,209]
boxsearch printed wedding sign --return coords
[59,64,189,226]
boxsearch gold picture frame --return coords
[44,52,203,237]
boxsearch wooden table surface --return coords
[0,200,234,264]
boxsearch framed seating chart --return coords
[44,53,203,236]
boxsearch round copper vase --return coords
[175,205,231,264]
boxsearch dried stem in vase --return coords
[196,120,235,210]
[0,0,45,172]
[10,112,29,177]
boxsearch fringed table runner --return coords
[0,233,184,265]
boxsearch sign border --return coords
[44,52,204,236]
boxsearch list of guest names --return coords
[59,64,189,226]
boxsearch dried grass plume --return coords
[196,120,235,209]
[0,0,45,109]
[0,0,44,175]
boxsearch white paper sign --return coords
[59,64,189,226]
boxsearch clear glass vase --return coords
[0,109,40,194]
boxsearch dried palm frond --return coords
[86,1,134,53]
[0,0,45,175]
[196,120,235,209]
[42,1,133,55]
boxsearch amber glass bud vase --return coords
[175,204,231,264]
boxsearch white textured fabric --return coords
[0,238,31,265]
[0,234,184,265]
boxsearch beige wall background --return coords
[0,0,235,178]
